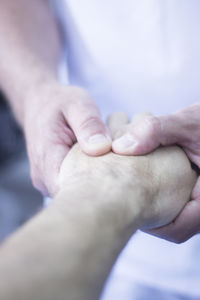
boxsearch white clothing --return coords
[51,1,200,299]
[52,0,200,117]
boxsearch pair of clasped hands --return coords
[0,113,196,300]
[57,110,196,234]
[26,85,200,242]
[2,87,198,300]
[53,113,197,241]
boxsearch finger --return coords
[112,112,153,141]
[112,113,181,155]
[130,112,152,124]
[44,144,72,196]
[107,112,129,139]
[110,112,152,141]
[28,117,76,197]
[191,175,200,199]
[30,141,71,197]
[144,194,200,243]
[65,91,111,156]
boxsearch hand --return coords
[24,83,111,196]
[58,119,196,231]
[0,116,195,300]
[112,106,200,242]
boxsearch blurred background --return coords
[0,91,42,241]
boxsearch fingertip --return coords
[80,134,112,156]
[112,133,139,155]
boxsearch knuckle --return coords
[144,116,161,137]
[80,115,101,128]
[79,116,105,133]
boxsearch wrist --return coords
[22,77,59,124]
[1,58,59,127]
[55,175,149,234]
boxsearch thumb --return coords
[112,114,181,155]
[65,94,111,156]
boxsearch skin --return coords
[0,0,110,197]
[112,107,200,242]
[0,0,199,243]
[0,127,197,300]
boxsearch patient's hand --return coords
[0,113,197,300]
[58,119,197,230]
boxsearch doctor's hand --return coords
[112,106,200,243]
[24,83,111,196]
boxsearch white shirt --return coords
[53,0,200,117]
[51,0,200,298]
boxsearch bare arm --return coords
[0,0,110,195]
[0,144,196,300]
[0,0,61,122]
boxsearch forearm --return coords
[0,182,143,300]
[0,0,61,123]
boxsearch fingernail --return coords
[88,134,111,145]
[113,134,138,151]
[83,134,112,155]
